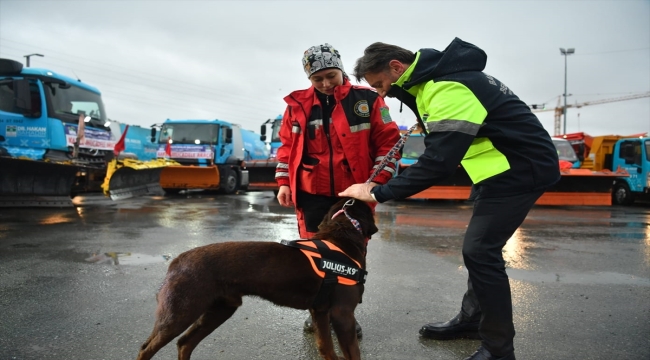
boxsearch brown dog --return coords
[135,198,378,360]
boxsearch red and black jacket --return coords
[275,79,401,200]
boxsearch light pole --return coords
[23,53,44,67]
[559,48,575,134]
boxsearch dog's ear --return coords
[366,220,379,238]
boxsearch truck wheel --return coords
[220,169,238,194]
[612,182,634,205]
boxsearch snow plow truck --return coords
[0,58,169,207]
[150,119,269,194]
[397,125,627,206]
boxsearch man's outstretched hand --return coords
[338,182,378,203]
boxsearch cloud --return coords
[1,0,648,136]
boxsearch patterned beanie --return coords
[302,43,345,78]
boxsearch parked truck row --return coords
[0,57,174,206]
[3,56,646,207]
[147,119,269,195]
[0,58,280,207]
[398,125,647,206]
[556,132,650,205]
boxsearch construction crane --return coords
[532,92,650,136]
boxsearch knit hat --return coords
[302,43,345,78]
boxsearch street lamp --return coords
[23,53,44,67]
[560,47,575,135]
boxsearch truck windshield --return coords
[646,140,650,162]
[552,139,579,162]
[43,82,107,126]
[159,123,220,144]
[402,135,425,159]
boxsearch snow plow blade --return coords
[406,168,626,206]
[102,159,178,200]
[0,157,79,207]
[159,165,221,191]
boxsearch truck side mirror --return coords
[260,124,267,142]
[150,128,157,143]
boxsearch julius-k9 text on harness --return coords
[281,239,367,306]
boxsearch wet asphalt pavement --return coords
[0,191,649,360]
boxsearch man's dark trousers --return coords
[461,189,544,357]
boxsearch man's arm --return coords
[367,81,487,202]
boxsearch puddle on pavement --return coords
[10,243,42,248]
[85,252,172,265]
[507,268,650,286]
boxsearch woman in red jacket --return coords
[275,43,401,337]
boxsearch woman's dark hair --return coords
[353,42,416,82]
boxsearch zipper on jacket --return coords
[321,103,336,196]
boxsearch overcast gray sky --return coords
[1,0,648,137]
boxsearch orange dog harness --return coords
[281,239,367,285]
[281,239,367,307]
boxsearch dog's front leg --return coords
[330,309,360,360]
[310,309,339,360]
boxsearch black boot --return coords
[464,346,515,360]
[303,315,363,339]
[420,278,481,340]
[419,312,480,339]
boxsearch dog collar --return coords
[331,199,362,234]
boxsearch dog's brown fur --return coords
[135,198,378,360]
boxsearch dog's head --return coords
[316,198,378,244]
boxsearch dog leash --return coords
[365,123,420,184]
[333,123,420,234]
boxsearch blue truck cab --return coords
[155,119,268,164]
[0,58,113,164]
[152,119,269,194]
[611,137,650,205]
[0,59,154,162]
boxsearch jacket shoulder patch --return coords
[354,100,370,117]
[379,106,392,124]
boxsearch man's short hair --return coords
[353,43,416,82]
